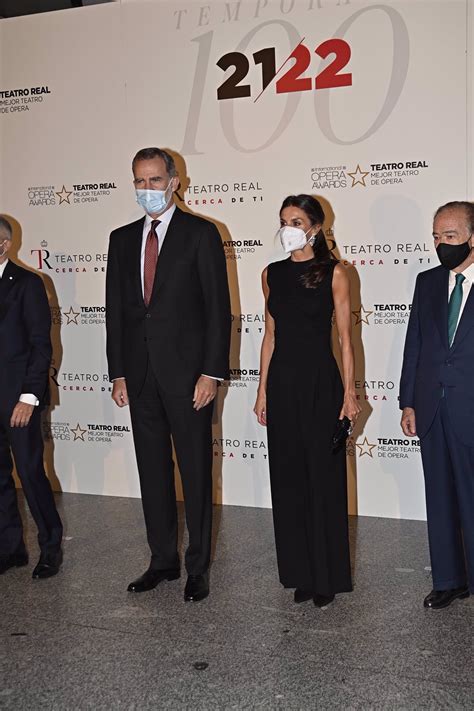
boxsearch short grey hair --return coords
[0,216,12,240]
[434,201,474,234]
[132,147,177,177]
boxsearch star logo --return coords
[56,185,73,205]
[63,306,80,325]
[352,305,373,325]
[356,437,377,458]
[347,164,369,187]
[71,423,87,442]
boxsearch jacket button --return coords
[145,313,151,319]
[445,360,451,366]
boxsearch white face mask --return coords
[278,225,315,253]
[135,179,173,215]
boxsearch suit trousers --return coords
[420,396,474,592]
[129,363,213,575]
[0,402,63,556]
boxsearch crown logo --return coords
[41,240,48,248]
[325,227,334,238]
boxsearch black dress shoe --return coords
[313,593,335,608]
[127,567,180,593]
[423,587,469,610]
[32,550,62,580]
[294,589,313,604]
[184,572,209,602]
[0,550,28,575]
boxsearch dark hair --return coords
[0,216,12,240]
[434,201,474,234]
[132,147,177,176]
[280,194,336,287]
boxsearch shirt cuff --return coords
[202,374,224,382]
[20,394,39,406]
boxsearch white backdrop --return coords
[0,0,472,519]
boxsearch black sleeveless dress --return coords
[266,257,352,596]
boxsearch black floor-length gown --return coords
[266,257,352,596]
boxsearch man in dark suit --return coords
[0,216,63,579]
[106,148,231,602]
[400,201,474,609]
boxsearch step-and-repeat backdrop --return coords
[1,0,472,519]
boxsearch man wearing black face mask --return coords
[0,216,63,579]
[400,201,474,609]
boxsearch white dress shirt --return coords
[448,262,474,339]
[0,259,39,406]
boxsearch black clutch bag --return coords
[332,416,352,453]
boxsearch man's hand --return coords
[193,375,217,411]
[10,402,34,428]
[112,378,129,407]
[401,407,417,437]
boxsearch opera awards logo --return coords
[310,161,429,191]
[27,180,117,208]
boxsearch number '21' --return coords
[217,39,352,100]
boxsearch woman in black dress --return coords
[254,195,361,607]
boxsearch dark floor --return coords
[0,493,472,710]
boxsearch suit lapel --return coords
[149,207,185,304]
[0,261,21,296]
[431,267,449,351]
[0,261,24,321]
[451,282,474,350]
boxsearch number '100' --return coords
[217,39,352,100]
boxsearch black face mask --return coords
[436,241,471,270]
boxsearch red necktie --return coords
[143,219,160,306]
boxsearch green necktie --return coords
[448,272,465,347]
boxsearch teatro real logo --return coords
[352,304,373,325]
[55,305,106,326]
[56,185,73,205]
[356,437,377,457]
[71,423,87,442]
[352,303,412,327]
[347,164,369,187]
[62,306,80,325]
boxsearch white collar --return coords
[450,261,474,284]
[144,203,176,230]
[0,258,9,277]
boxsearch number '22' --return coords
[217,38,352,100]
